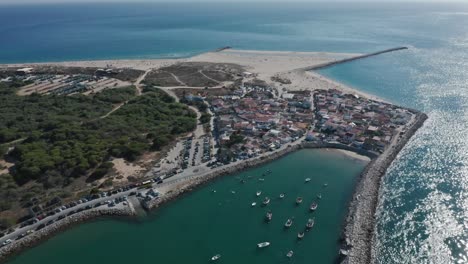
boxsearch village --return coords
[183,77,415,165]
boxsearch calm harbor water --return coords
[2,2,468,263]
[5,150,366,264]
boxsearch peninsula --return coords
[0,48,427,263]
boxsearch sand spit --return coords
[0,47,420,263]
[1,48,407,104]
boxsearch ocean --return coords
[1,2,468,263]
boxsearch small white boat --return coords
[262,197,270,206]
[297,232,304,239]
[284,218,293,228]
[256,191,262,196]
[323,183,328,187]
[251,202,257,207]
[279,193,285,199]
[305,178,311,183]
[259,178,265,182]
[317,194,322,199]
[310,202,318,211]
[211,254,221,261]
[296,197,303,205]
[231,190,236,194]
[265,211,272,222]
[257,242,270,248]
[306,218,315,230]
[286,250,294,258]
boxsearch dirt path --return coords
[198,70,221,83]
[99,102,125,119]
[135,69,151,96]
[168,72,187,86]
[98,69,151,119]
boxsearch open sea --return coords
[1,2,468,263]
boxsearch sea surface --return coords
[1,2,468,263]
[5,150,366,264]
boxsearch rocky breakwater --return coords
[340,112,428,264]
[0,207,136,263]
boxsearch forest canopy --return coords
[0,83,196,188]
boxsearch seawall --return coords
[302,47,408,71]
[0,207,135,263]
[340,112,428,264]
[0,113,427,263]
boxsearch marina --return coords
[3,149,367,264]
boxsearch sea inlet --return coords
[5,149,367,264]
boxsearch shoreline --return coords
[0,123,426,263]
[0,47,423,262]
[340,112,428,264]
[0,207,136,263]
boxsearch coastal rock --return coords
[0,207,135,262]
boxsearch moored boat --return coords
[305,178,311,183]
[306,218,314,230]
[286,250,294,258]
[251,202,257,207]
[310,202,318,211]
[279,193,285,199]
[284,218,293,228]
[296,197,303,204]
[256,191,262,196]
[265,211,272,222]
[317,194,322,199]
[211,254,221,261]
[297,232,304,239]
[262,197,270,206]
[257,242,271,248]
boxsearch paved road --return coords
[1,131,305,250]
[0,188,138,247]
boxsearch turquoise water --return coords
[2,2,468,263]
[5,150,366,264]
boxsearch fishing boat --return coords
[297,232,304,239]
[306,218,314,230]
[296,197,303,205]
[286,250,294,258]
[262,197,270,206]
[317,194,322,199]
[265,211,272,222]
[284,218,293,228]
[256,191,262,196]
[305,178,311,183]
[257,242,271,248]
[310,202,318,211]
[279,193,285,199]
[211,254,221,261]
[251,202,257,207]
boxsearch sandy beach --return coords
[1,49,385,102]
